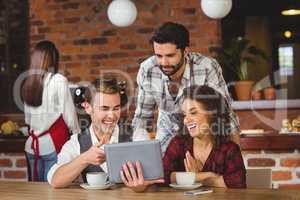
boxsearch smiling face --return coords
[85,92,121,136]
[181,98,212,138]
[153,42,187,79]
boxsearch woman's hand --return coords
[120,161,164,193]
[184,151,203,172]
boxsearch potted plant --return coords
[210,37,270,100]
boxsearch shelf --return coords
[0,137,27,153]
[240,133,300,150]
[232,99,300,110]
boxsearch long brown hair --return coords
[22,40,59,107]
[182,85,231,148]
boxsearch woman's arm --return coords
[222,144,246,188]
[56,75,80,134]
[163,137,186,184]
[196,172,226,188]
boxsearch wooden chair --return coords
[246,168,272,189]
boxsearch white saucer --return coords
[80,182,114,190]
[169,183,202,190]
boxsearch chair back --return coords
[246,168,272,189]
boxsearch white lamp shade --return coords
[107,0,137,27]
[201,0,232,19]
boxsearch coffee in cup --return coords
[175,172,196,185]
[86,172,108,186]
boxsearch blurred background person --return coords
[22,40,80,181]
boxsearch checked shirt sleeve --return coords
[132,65,157,141]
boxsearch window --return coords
[0,0,29,113]
[278,45,294,76]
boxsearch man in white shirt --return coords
[48,75,127,188]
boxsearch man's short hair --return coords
[85,74,120,104]
[150,22,189,50]
[74,73,128,110]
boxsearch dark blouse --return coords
[163,135,246,188]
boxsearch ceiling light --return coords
[284,31,292,38]
[201,0,232,19]
[281,1,300,16]
[281,9,300,16]
[107,0,137,27]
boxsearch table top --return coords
[0,181,299,200]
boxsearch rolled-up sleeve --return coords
[132,64,156,141]
[47,134,80,184]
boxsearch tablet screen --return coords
[104,140,164,183]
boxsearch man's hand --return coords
[120,161,164,192]
[82,142,106,165]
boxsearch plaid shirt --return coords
[132,52,240,154]
[163,135,246,188]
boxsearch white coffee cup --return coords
[175,172,196,185]
[86,172,108,186]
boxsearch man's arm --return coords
[50,153,89,188]
[49,143,105,188]
[230,129,240,145]
[132,64,157,141]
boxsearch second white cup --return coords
[175,172,196,185]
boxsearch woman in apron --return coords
[22,40,80,181]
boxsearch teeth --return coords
[103,121,114,124]
[187,123,197,130]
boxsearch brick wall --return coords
[243,150,300,189]
[29,0,221,82]
[0,153,27,181]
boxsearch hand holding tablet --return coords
[104,140,164,183]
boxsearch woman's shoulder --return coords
[51,73,68,82]
[47,73,68,87]
[169,134,192,148]
[219,140,241,153]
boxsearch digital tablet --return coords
[104,140,164,183]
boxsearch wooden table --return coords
[0,181,299,200]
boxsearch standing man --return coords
[132,22,240,154]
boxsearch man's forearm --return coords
[50,154,88,188]
[230,130,240,145]
[132,127,150,141]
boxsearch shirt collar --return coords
[182,61,191,82]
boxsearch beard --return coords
[159,53,185,77]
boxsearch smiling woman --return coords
[163,85,246,188]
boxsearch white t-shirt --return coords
[47,125,119,185]
[24,72,80,155]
